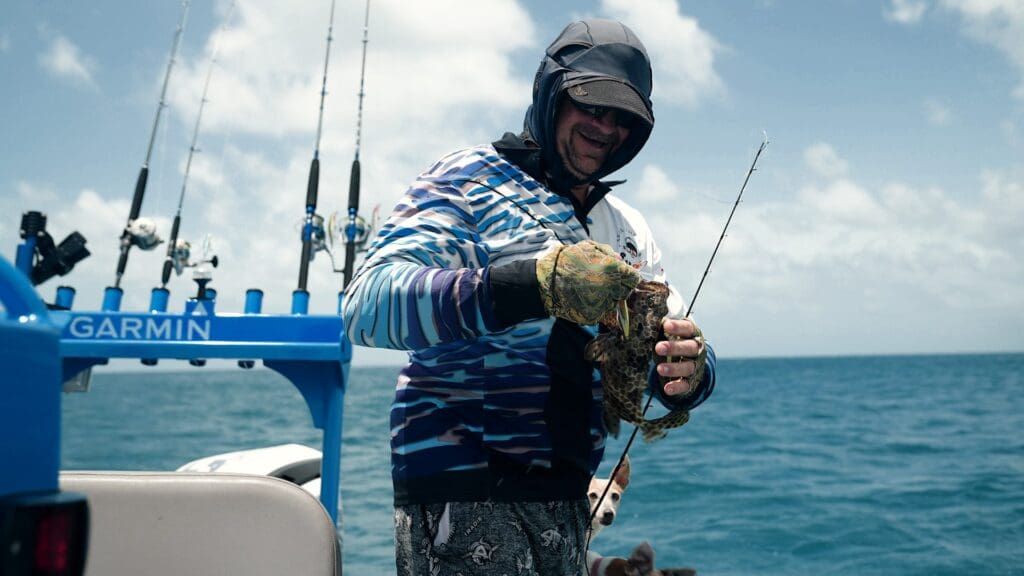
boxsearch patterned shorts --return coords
[394,499,590,576]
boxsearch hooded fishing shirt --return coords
[341,135,716,506]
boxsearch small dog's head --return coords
[588,455,631,538]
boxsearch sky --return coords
[1,0,1022,367]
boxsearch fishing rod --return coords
[341,0,372,289]
[296,0,338,293]
[585,134,769,568]
[112,0,191,289]
[160,1,236,289]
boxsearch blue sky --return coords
[2,0,1022,365]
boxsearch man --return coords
[342,19,716,575]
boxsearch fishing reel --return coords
[310,214,328,260]
[294,214,329,263]
[296,207,379,271]
[171,240,192,276]
[126,217,163,250]
[171,236,219,278]
[320,207,379,273]
[19,211,91,286]
[329,206,379,250]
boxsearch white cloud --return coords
[599,0,724,107]
[885,2,1024,100]
[632,164,682,204]
[800,179,886,225]
[16,180,60,205]
[940,0,1024,99]
[163,0,539,247]
[170,0,535,139]
[0,31,11,53]
[803,142,849,179]
[38,33,96,87]
[923,98,952,125]
[884,0,929,24]
[642,148,1023,357]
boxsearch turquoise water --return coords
[61,354,1024,575]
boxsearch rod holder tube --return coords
[244,289,264,314]
[55,286,76,309]
[102,287,123,312]
[149,287,170,313]
[14,240,36,278]
[291,289,309,315]
[239,289,262,368]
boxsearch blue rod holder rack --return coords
[53,303,351,523]
[4,245,351,525]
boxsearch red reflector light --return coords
[34,509,73,572]
[1,491,88,576]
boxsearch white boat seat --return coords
[60,471,341,576]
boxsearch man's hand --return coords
[536,240,640,325]
[654,318,706,397]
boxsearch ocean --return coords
[61,354,1024,575]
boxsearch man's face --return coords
[554,98,632,181]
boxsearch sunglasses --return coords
[570,99,637,129]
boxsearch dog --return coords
[585,456,697,576]
[588,454,631,539]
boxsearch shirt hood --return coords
[523,19,655,192]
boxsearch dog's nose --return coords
[601,511,614,525]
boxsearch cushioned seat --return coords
[60,471,341,576]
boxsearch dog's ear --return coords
[626,541,654,574]
[614,455,630,488]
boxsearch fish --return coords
[585,280,690,442]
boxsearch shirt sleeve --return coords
[341,171,546,350]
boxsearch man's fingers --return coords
[657,359,697,379]
[662,378,694,397]
[662,318,699,338]
[655,338,701,358]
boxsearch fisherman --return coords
[342,19,716,575]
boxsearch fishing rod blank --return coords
[342,0,371,289]
[113,0,191,289]
[585,134,769,563]
[160,2,235,288]
[297,0,338,293]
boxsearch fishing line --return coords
[112,0,190,288]
[584,134,768,572]
[159,0,237,288]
